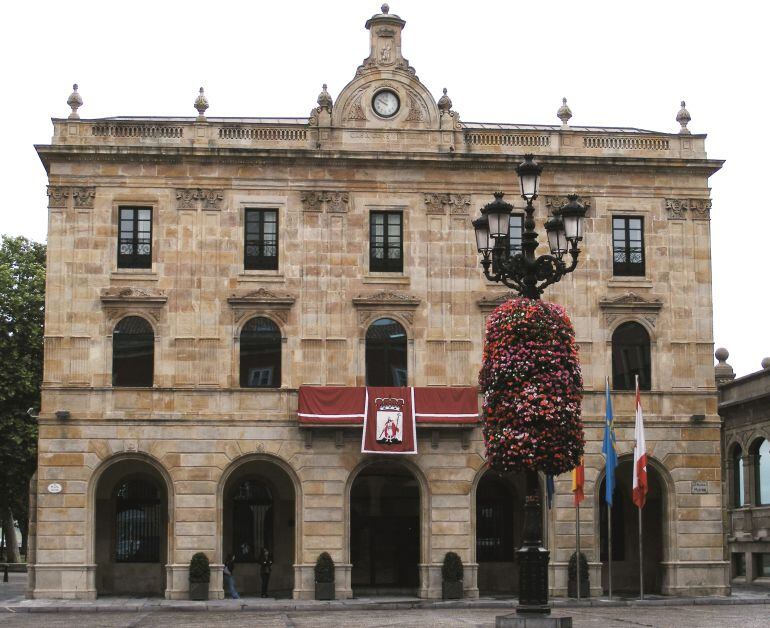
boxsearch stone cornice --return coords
[352,291,421,308]
[100,287,167,306]
[34,144,725,178]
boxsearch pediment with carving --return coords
[599,292,663,326]
[100,287,167,306]
[227,288,296,308]
[352,290,421,308]
[476,291,519,313]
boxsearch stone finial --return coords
[437,88,452,113]
[557,97,572,128]
[381,3,389,13]
[67,84,83,120]
[676,100,691,134]
[194,87,209,120]
[762,357,770,370]
[317,83,333,111]
[715,347,736,385]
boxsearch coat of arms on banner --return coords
[375,397,404,444]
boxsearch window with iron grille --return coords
[244,209,278,270]
[118,207,152,269]
[370,211,403,273]
[476,476,514,562]
[612,216,645,276]
[115,478,161,563]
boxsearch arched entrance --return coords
[221,458,296,597]
[475,470,532,596]
[94,458,169,596]
[350,462,420,595]
[599,459,666,594]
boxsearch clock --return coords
[372,90,400,118]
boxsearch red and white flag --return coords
[632,375,648,508]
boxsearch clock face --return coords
[373,90,400,118]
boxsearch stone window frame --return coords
[237,315,283,389]
[365,204,409,279]
[111,200,159,275]
[611,214,646,278]
[352,291,420,387]
[236,198,287,281]
[610,320,652,392]
[243,207,279,271]
[228,289,295,390]
[111,315,156,388]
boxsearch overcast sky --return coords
[1,0,766,378]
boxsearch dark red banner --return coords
[361,387,417,454]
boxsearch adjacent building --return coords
[718,351,770,585]
[30,6,728,600]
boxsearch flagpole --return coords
[638,506,644,600]
[575,500,581,601]
[607,502,612,600]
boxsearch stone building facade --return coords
[30,6,728,600]
[718,352,770,585]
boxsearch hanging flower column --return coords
[479,297,584,613]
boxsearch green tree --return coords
[0,235,45,562]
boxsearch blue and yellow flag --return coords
[601,376,618,506]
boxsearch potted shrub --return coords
[441,551,463,599]
[189,552,210,601]
[314,552,335,600]
[567,550,589,598]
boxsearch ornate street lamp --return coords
[473,155,586,300]
[473,155,587,615]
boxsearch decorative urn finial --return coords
[194,87,209,120]
[381,3,389,13]
[317,83,333,111]
[67,84,83,120]
[437,88,452,113]
[557,97,572,128]
[762,357,770,370]
[676,100,691,134]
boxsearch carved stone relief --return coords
[72,187,96,209]
[347,93,368,121]
[175,189,224,211]
[423,193,471,215]
[300,191,350,213]
[47,186,69,208]
[352,290,420,330]
[545,195,592,212]
[405,92,425,122]
[665,198,711,220]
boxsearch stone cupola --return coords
[358,4,415,77]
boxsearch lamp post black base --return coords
[496,614,572,628]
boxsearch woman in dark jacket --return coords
[257,547,272,597]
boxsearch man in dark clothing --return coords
[257,547,272,597]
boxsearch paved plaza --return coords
[2,606,770,627]
[3,574,770,627]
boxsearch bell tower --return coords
[359,4,415,77]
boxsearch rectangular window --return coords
[612,216,645,276]
[370,211,403,273]
[506,214,524,256]
[118,207,152,269]
[244,209,278,270]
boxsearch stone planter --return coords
[189,581,209,601]
[315,581,335,600]
[442,580,463,600]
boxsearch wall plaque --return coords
[691,480,708,494]
[47,482,62,494]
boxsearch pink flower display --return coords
[479,297,584,474]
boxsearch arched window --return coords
[732,445,745,508]
[232,479,273,562]
[753,439,770,506]
[612,321,651,391]
[112,316,154,387]
[115,478,161,563]
[240,317,281,388]
[365,318,407,386]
